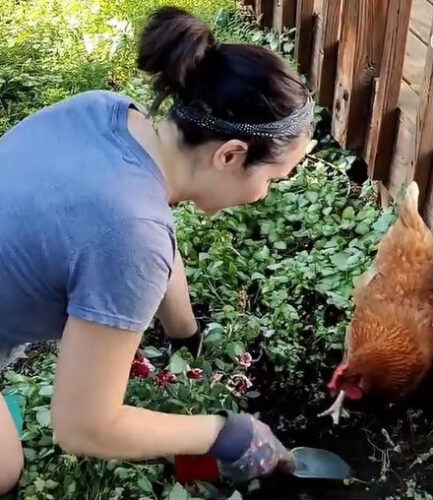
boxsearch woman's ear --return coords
[213,140,248,172]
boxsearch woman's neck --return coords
[127,109,193,204]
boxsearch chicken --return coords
[318,182,433,425]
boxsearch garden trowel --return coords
[175,446,351,485]
[282,446,351,480]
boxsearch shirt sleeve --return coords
[67,218,175,332]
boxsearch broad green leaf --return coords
[204,331,223,345]
[330,251,352,270]
[63,475,77,496]
[168,482,189,500]
[355,221,370,235]
[342,206,355,219]
[138,476,153,493]
[23,447,37,461]
[39,385,53,397]
[143,346,163,358]
[35,407,51,427]
[169,353,188,374]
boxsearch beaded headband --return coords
[171,97,315,138]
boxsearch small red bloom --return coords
[130,355,154,379]
[236,352,253,368]
[186,368,203,380]
[154,370,178,387]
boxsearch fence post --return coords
[414,17,433,214]
[332,0,390,150]
[294,0,315,76]
[364,0,412,181]
[312,0,343,109]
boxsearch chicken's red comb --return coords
[174,455,220,485]
[327,363,347,391]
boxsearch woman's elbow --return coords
[51,408,105,457]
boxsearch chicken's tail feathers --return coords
[374,180,433,292]
[397,182,422,230]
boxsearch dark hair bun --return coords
[137,7,215,101]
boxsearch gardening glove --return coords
[209,414,295,483]
[166,320,203,359]
[175,414,294,485]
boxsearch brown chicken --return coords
[319,182,433,424]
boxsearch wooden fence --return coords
[246,0,433,227]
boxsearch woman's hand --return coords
[167,322,203,358]
[175,414,294,484]
[209,414,294,483]
[52,317,224,459]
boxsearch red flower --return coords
[130,354,154,379]
[236,352,253,368]
[154,370,178,387]
[186,368,203,380]
[227,374,253,396]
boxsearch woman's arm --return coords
[157,248,197,339]
[51,316,224,459]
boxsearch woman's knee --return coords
[0,456,23,495]
[0,394,24,494]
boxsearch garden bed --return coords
[1,1,433,499]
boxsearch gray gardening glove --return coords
[208,414,295,483]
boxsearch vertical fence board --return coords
[295,0,315,75]
[256,0,274,27]
[273,0,284,31]
[282,0,297,28]
[273,0,297,31]
[365,0,412,181]
[309,3,323,90]
[332,0,389,150]
[315,0,343,109]
[414,18,433,212]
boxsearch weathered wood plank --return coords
[403,29,428,94]
[282,0,297,28]
[314,0,343,109]
[410,0,433,42]
[398,80,419,128]
[295,0,315,75]
[414,18,433,212]
[309,6,322,91]
[387,115,416,195]
[313,0,322,14]
[332,0,389,150]
[365,0,413,180]
[257,0,273,27]
[273,0,297,31]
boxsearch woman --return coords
[0,6,314,495]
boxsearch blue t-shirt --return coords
[0,91,175,347]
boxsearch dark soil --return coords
[240,354,433,500]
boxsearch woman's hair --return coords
[137,6,312,166]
